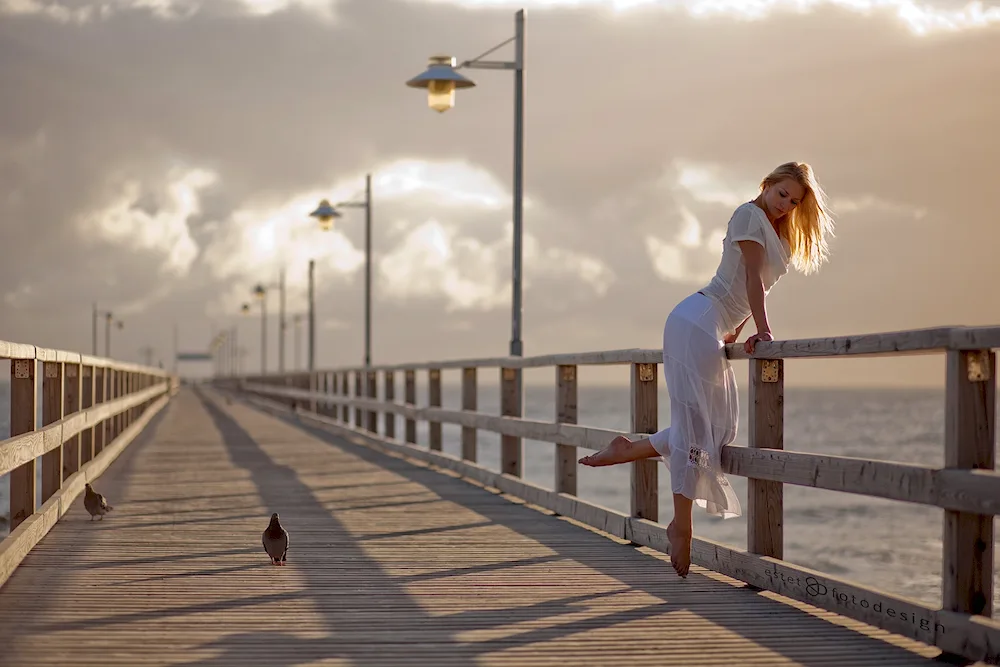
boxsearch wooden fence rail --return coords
[228,323,1000,664]
[0,341,178,588]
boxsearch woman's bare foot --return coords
[667,520,693,577]
[579,436,640,466]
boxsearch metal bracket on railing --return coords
[560,365,576,382]
[429,368,441,381]
[967,350,991,382]
[13,360,30,379]
[502,367,517,381]
[760,359,780,383]
[637,363,655,382]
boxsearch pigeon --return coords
[83,483,113,521]
[262,512,289,566]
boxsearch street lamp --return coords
[310,173,374,368]
[92,304,124,357]
[405,8,526,357]
[249,282,272,375]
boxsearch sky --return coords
[1,0,998,387]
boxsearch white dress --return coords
[648,202,791,519]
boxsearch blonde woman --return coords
[580,162,835,577]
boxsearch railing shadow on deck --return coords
[224,324,1000,665]
[197,387,943,666]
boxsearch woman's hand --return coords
[744,331,774,355]
[722,332,738,345]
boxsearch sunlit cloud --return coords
[77,167,208,278]
[444,0,1000,35]
[645,205,724,284]
[6,0,999,35]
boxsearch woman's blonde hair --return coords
[760,161,834,275]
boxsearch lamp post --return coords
[310,172,374,368]
[92,304,124,357]
[405,9,526,357]
[251,283,269,374]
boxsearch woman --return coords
[580,161,834,577]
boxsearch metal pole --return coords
[104,316,111,358]
[231,326,238,377]
[294,317,301,371]
[92,303,98,356]
[261,297,267,375]
[308,259,316,372]
[364,173,372,368]
[510,9,525,357]
[279,268,286,374]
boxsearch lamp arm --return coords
[458,34,517,69]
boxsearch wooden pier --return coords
[0,326,998,665]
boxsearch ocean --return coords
[1,378,997,612]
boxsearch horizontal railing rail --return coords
[227,323,1000,664]
[0,339,179,588]
[235,325,1000,375]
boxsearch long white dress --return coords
[647,202,791,519]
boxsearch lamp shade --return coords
[309,199,341,231]
[406,55,476,113]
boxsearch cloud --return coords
[645,205,725,284]
[77,166,209,277]
[0,0,997,387]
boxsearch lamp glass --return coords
[427,80,456,113]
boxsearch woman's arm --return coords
[722,316,751,344]
[737,240,773,353]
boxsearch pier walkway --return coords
[0,386,972,666]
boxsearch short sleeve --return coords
[729,204,766,247]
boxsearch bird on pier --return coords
[262,512,289,566]
[83,483,114,521]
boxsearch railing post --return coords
[354,371,363,427]
[81,365,94,464]
[340,372,350,423]
[323,372,332,418]
[366,370,378,433]
[41,361,65,503]
[9,359,37,531]
[384,371,396,439]
[943,348,996,617]
[63,362,79,477]
[461,367,477,462]
[501,367,522,477]
[93,367,105,454]
[748,358,784,558]
[428,368,442,450]
[630,362,657,521]
[556,364,577,496]
[405,370,417,444]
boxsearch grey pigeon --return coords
[83,483,113,521]
[262,512,288,566]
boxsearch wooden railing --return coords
[0,340,178,586]
[227,324,1000,664]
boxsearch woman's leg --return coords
[667,493,694,577]
[578,435,659,466]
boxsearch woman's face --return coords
[763,178,805,221]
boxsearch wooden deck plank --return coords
[0,387,953,666]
